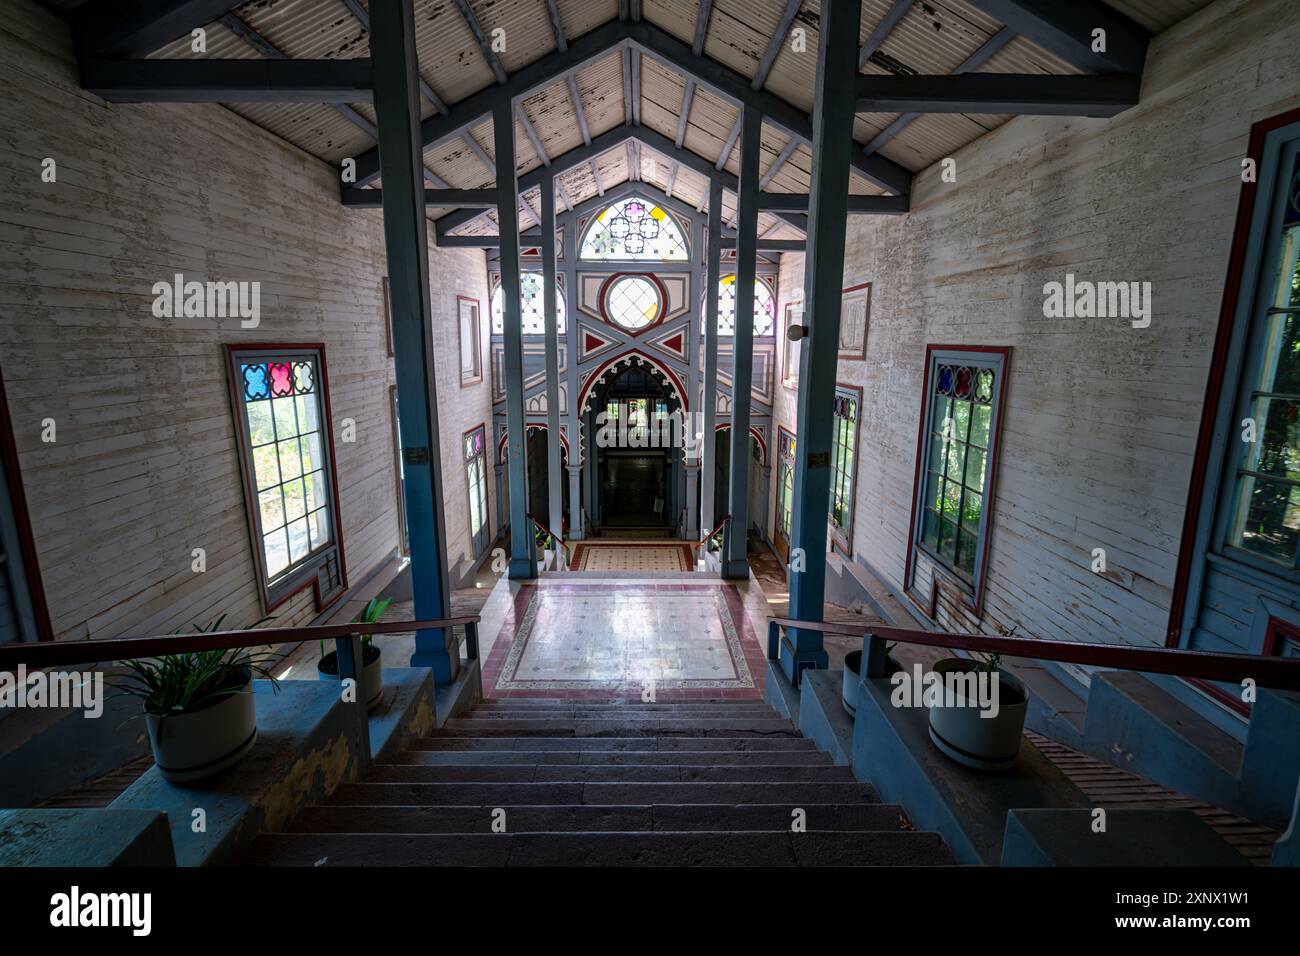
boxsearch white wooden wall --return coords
[771,0,1300,670]
[0,0,494,642]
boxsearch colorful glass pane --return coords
[579,196,689,262]
[606,275,661,331]
[708,276,776,336]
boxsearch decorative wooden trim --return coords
[902,344,1011,621]
[0,362,54,643]
[1167,106,1300,647]
[838,281,871,361]
[223,344,349,616]
[457,294,484,387]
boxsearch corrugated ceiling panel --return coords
[236,0,367,60]
[881,1,995,75]
[520,80,585,165]
[681,86,737,169]
[642,0,706,48]
[573,52,627,139]
[763,1,821,113]
[702,0,781,86]
[767,141,813,194]
[554,0,622,39]
[427,133,493,187]
[640,56,688,143]
[883,111,989,171]
[224,102,374,163]
[412,0,498,103]
[1103,0,1216,33]
[471,0,558,74]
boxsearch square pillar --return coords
[785,0,863,683]
[540,173,564,564]
[369,0,456,681]
[699,178,723,546]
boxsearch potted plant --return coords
[318,597,390,710]
[926,653,1029,771]
[841,643,901,716]
[111,615,277,785]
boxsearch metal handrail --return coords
[766,616,1300,690]
[0,616,481,670]
[527,511,571,567]
[695,513,730,554]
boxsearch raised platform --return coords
[0,808,175,866]
[1001,808,1249,867]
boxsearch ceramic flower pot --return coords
[144,680,257,784]
[926,658,1028,771]
[317,643,383,710]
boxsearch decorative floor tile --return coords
[571,541,696,572]
[481,584,765,699]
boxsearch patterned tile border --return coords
[570,540,696,572]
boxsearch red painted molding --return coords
[0,362,54,643]
[1166,106,1300,648]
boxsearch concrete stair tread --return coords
[365,763,857,783]
[394,749,835,766]
[284,803,913,833]
[412,736,819,751]
[248,830,953,866]
[434,718,800,737]
[326,781,880,805]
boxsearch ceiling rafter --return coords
[566,73,591,145]
[759,137,799,190]
[692,0,714,56]
[339,0,449,114]
[675,79,696,148]
[515,103,550,166]
[858,0,911,71]
[967,0,1150,74]
[544,0,567,53]
[451,0,508,84]
[72,0,243,58]
[715,116,741,171]
[751,0,802,91]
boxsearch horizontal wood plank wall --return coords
[776,0,1300,676]
[0,0,492,641]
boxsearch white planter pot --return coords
[144,682,257,784]
[926,658,1029,771]
[318,646,384,710]
[842,651,861,716]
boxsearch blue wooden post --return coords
[369,0,456,682]
[784,0,863,682]
[722,106,761,579]
[699,177,723,544]
[540,173,564,565]
[495,102,538,580]
[333,633,371,772]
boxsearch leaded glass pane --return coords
[606,276,661,330]
[278,438,302,481]
[491,273,567,334]
[247,402,275,446]
[710,276,777,337]
[253,445,280,491]
[579,197,689,262]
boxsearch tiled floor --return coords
[482,582,767,700]
[572,541,696,571]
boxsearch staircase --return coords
[248,699,953,866]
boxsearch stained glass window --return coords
[605,275,662,331]
[776,430,796,543]
[231,348,337,596]
[491,273,566,335]
[1227,155,1300,566]
[579,197,689,262]
[708,275,776,336]
[918,355,1002,583]
[830,389,858,554]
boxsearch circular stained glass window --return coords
[605,275,662,332]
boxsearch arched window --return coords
[579,196,689,262]
[491,273,566,335]
[706,275,776,336]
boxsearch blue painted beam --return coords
[722,106,761,580]
[79,57,374,103]
[495,103,538,580]
[369,0,456,682]
[785,0,863,682]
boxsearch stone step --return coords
[412,736,819,752]
[325,781,879,806]
[365,763,857,784]
[465,708,780,720]
[474,699,770,709]
[394,749,835,767]
[248,830,953,866]
[286,802,910,834]
[435,718,798,737]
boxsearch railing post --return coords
[334,632,372,774]
[862,632,889,679]
[464,620,479,661]
[767,620,781,661]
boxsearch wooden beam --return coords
[758,137,798,190]
[856,72,1140,116]
[666,160,679,198]
[545,0,568,52]
[591,160,605,195]
[752,0,803,91]
[716,116,741,170]
[675,80,696,147]
[72,0,242,58]
[80,57,373,103]
[516,104,550,165]
[863,25,1016,156]
[631,49,642,125]
[452,0,508,84]
[967,0,1150,75]
[622,46,634,125]
[858,0,910,70]
[693,0,715,55]
[341,188,497,208]
[339,0,448,113]
[462,131,495,175]
[719,238,805,251]
[566,72,591,145]
[759,192,909,214]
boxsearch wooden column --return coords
[722,106,761,580]
[369,0,456,682]
[699,177,723,548]
[494,103,537,579]
[540,172,564,566]
[785,0,862,683]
